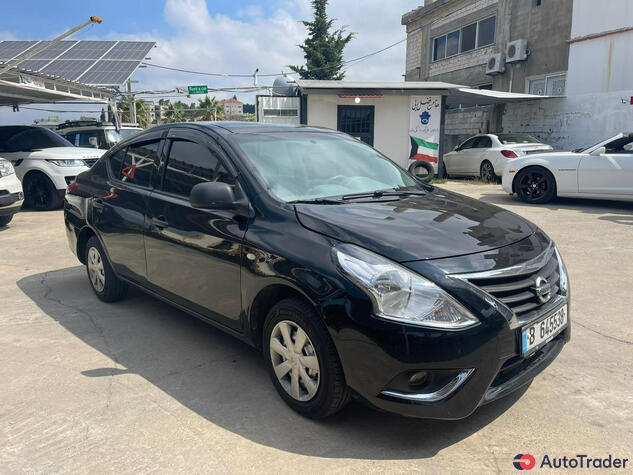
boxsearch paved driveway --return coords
[1,182,631,473]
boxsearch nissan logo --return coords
[532,276,552,303]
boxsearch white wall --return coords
[503,90,633,151]
[567,0,633,95]
[306,95,412,168]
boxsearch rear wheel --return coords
[480,160,496,182]
[85,235,128,302]
[263,298,350,419]
[515,167,556,204]
[23,172,62,210]
[0,215,13,227]
[408,161,435,183]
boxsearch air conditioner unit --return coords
[506,39,529,63]
[485,53,506,75]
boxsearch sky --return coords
[0,0,421,125]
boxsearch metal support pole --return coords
[437,95,447,179]
[0,16,102,78]
[127,79,136,124]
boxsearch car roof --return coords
[173,121,336,136]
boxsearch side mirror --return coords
[590,146,605,156]
[88,136,98,148]
[189,181,251,216]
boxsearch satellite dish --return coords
[272,75,298,96]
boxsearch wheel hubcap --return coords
[269,320,320,402]
[87,247,106,292]
[519,172,548,200]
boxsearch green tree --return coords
[164,101,187,123]
[196,95,224,121]
[290,0,354,80]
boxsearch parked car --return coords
[0,126,104,210]
[0,158,23,227]
[57,119,143,150]
[444,133,553,181]
[502,132,633,204]
[65,122,570,419]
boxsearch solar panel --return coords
[79,60,140,86]
[40,59,99,81]
[103,41,154,60]
[59,41,116,60]
[0,41,38,61]
[0,40,155,86]
[31,41,77,59]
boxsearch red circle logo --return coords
[513,454,536,470]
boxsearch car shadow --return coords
[17,266,529,460]
[477,192,633,217]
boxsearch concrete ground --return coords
[1,181,632,474]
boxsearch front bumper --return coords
[0,173,24,216]
[47,165,90,190]
[328,299,570,419]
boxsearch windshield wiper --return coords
[289,198,343,205]
[341,188,427,201]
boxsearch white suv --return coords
[0,126,104,210]
[56,120,142,150]
[0,158,23,227]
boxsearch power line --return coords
[140,38,406,78]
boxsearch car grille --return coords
[465,249,561,316]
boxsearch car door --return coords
[445,137,478,175]
[144,128,245,330]
[578,136,633,195]
[90,133,163,284]
[472,136,493,174]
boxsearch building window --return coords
[432,16,496,62]
[263,109,298,117]
[534,0,542,6]
[528,73,566,96]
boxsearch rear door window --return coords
[118,139,161,187]
[475,137,492,148]
[162,138,233,198]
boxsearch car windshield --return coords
[497,134,541,144]
[105,128,142,146]
[231,132,420,202]
[0,126,72,152]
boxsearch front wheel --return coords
[263,298,350,419]
[85,236,128,302]
[515,167,557,204]
[23,172,63,210]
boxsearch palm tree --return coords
[164,102,187,123]
[196,95,224,121]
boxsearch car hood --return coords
[16,147,105,160]
[295,187,537,262]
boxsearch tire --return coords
[84,235,128,302]
[0,215,13,227]
[480,160,496,182]
[263,298,350,419]
[515,166,557,204]
[23,172,63,211]
[408,161,435,183]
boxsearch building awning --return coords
[296,80,464,96]
[447,88,551,105]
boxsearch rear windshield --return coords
[0,126,72,152]
[497,134,542,145]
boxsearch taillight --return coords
[500,150,518,158]
[66,182,78,194]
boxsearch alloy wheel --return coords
[269,320,320,402]
[87,246,106,292]
[27,176,52,209]
[480,162,494,182]
[518,170,549,201]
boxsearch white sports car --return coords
[444,133,553,181]
[502,132,633,204]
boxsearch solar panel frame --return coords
[30,41,77,59]
[15,59,51,72]
[102,41,154,60]
[58,41,116,60]
[78,59,140,86]
[40,59,100,81]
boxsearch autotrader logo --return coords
[514,454,536,470]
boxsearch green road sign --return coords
[188,85,208,95]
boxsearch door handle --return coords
[152,216,168,229]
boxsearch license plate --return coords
[522,306,567,355]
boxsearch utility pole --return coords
[126,79,138,124]
[0,16,102,78]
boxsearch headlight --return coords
[0,159,15,177]
[333,244,479,329]
[554,246,569,296]
[46,159,86,167]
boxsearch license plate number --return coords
[522,306,567,354]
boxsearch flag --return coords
[409,136,439,163]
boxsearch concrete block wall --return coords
[429,45,495,77]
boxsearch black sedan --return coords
[64,122,570,419]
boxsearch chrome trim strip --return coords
[449,242,554,280]
[380,369,475,403]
